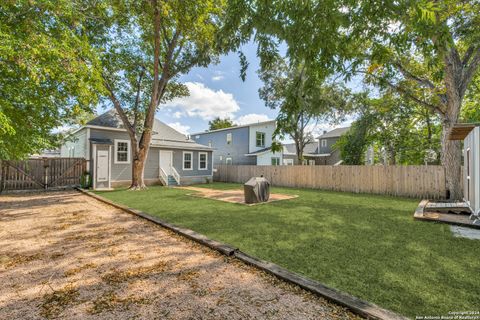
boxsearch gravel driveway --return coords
[0,191,358,320]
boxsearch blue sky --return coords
[90,40,356,141]
[155,41,356,140]
[157,40,276,135]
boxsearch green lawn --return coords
[95,183,480,318]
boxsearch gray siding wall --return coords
[318,137,340,154]
[60,128,87,158]
[170,149,213,177]
[90,128,212,183]
[193,127,255,166]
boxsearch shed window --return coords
[183,152,193,170]
[199,152,208,170]
[256,132,265,147]
[114,140,130,164]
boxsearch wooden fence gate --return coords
[0,158,87,192]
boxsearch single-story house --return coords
[60,110,213,189]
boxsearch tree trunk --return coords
[129,144,148,190]
[441,119,462,200]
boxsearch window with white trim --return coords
[271,157,280,166]
[308,160,315,166]
[283,159,294,166]
[226,133,232,144]
[321,139,327,147]
[114,140,130,164]
[225,157,232,165]
[183,152,193,170]
[256,132,265,147]
[199,152,208,170]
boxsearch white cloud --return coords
[211,70,225,81]
[172,111,184,119]
[167,122,190,135]
[162,82,239,120]
[235,113,271,125]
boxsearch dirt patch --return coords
[180,186,297,205]
[0,190,358,319]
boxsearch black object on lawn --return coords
[244,176,270,204]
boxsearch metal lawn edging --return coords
[77,188,408,320]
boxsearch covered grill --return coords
[244,176,270,204]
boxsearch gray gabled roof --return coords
[283,142,319,155]
[317,127,350,139]
[87,110,212,151]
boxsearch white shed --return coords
[449,124,480,223]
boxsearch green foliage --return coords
[258,55,352,160]
[208,117,236,130]
[336,93,442,165]
[0,1,103,159]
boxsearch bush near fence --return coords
[213,165,452,199]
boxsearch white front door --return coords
[97,150,109,182]
[160,151,173,175]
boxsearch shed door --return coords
[97,150,109,182]
[466,148,472,203]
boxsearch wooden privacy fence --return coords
[0,158,87,192]
[214,165,450,199]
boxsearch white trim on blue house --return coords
[183,151,193,170]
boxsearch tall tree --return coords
[208,117,236,130]
[0,1,102,159]
[83,0,232,189]
[355,0,480,198]
[258,56,351,163]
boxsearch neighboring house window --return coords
[199,152,208,170]
[225,157,232,165]
[302,159,308,165]
[69,147,75,157]
[321,139,327,147]
[283,159,294,166]
[271,157,280,166]
[226,133,232,144]
[309,160,315,166]
[256,132,265,147]
[114,139,130,164]
[219,155,223,161]
[183,152,193,170]
[208,140,212,147]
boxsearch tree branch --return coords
[102,74,136,140]
[393,61,436,90]
[461,47,480,97]
[362,70,445,116]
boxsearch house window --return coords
[302,159,308,165]
[114,140,130,164]
[256,132,265,147]
[271,157,280,166]
[199,152,208,170]
[226,133,232,144]
[208,140,212,147]
[283,159,294,166]
[321,139,327,147]
[183,152,193,170]
[225,157,232,165]
[308,160,315,166]
[219,155,223,161]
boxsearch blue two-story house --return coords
[191,120,283,166]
